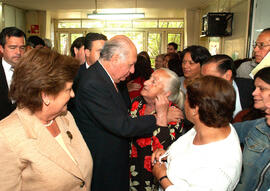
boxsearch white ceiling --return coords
[4,0,216,18]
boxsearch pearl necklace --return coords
[44,120,53,127]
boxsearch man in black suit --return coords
[0,27,26,120]
[201,54,254,117]
[68,33,108,111]
[69,33,131,111]
[73,35,169,191]
[71,33,107,94]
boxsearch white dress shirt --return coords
[232,80,242,117]
[2,58,13,90]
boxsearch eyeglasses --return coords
[253,42,270,50]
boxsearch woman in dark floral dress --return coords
[129,68,189,191]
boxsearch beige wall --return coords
[199,0,250,59]
[2,4,26,32]
[184,9,201,48]
[25,10,47,38]
[7,0,250,57]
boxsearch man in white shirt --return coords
[167,42,178,53]
[201,54,254,117]
[0,27,26,120]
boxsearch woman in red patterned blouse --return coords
[129,68,189,191]
[127,55,153,101]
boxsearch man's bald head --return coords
[254,28,270,63]
[100,35,137,61]
[100,35,137,83]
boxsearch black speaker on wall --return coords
[201,12,233,37]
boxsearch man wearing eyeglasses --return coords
[237,28,270,79]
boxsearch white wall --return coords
[249,0,270,57]
[184,9,201,47]
[3,4,26,32]
[199,0,250,59]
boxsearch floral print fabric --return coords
[129,96,188,191]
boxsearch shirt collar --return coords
[99,60,116,85]
[2,58,13,71]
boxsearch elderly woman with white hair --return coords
[130,68,189,191]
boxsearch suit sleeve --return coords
[0,133,22,191]
[76,79,156,138]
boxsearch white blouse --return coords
[164,124,242,191]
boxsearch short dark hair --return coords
[27,35,45,48]
[10,48,80,113]
[168,58,182,77]
[168,42,178,50]
[165,52,179,61]
[203,54,236,79]
[138,51,151,65]
[186,76,235,127]
[84,33,107,50]
[262,28,270,33]
[182,45,211,66]
[130,55,152,81]
[0,27,26,47]
[70,37,85,57]
[254,67,270,85]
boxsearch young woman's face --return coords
[252,77,270,110]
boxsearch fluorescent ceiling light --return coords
[87,13,145,20]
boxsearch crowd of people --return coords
[0,26,269,191]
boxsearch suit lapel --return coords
[55,115,87,178]
[0,60,9,96]
[16,109,84,180]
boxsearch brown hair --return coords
[186,76,235,127]
[10,48,80,113]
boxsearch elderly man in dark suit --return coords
[201,54,255,117]
[0,27,26,120]
[73,35,170,191]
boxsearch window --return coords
[59,33,69,55]
[71,33,83,44]
[168,33,181,51]
[148,33,161,67]
[55,19,184,66]
[58,20,81,28]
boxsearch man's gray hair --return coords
[100,38,130,61]
[159,68,185,109]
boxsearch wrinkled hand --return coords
[167,106,184,123]
[155,94,169,126]
[152,162,167,180]
[127,81,142,92]
[151,148,166,165]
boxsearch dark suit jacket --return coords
[73,61,156,191]
[68,63,131,113]
[235,78,254,110]
[0,60,16,120]
[68,63,88,113]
